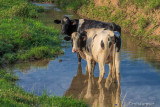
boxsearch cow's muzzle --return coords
[72,49,78,53]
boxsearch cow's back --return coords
[78,19,121,34]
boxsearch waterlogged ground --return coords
[7,3,160,107]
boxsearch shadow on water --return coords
[6,3,160,107]
[65,64,121,107]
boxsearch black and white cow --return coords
[54,16,121,64]
[71,28,121,84]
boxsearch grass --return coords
[56,0,88,10]
[0,1,88,106]
[0,70,88,107]
[56,0,160,44]
[30,0,54,3]
[120,0,160,9]
[0,0,62,66]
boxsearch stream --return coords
[7,3,160,107]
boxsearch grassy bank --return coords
[0,0,88,106]
[56,0,160,46]
[0,70,88,106]
[0,0,62,66]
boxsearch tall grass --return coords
[0,0,62,66]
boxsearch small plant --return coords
[137,16,148,29]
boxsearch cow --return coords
[71,28,121,84]
[54,16,121,64]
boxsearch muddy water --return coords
[7,3,160,107]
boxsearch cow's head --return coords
[54,16,77,38]
[71,31,87,53]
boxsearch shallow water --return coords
[7,3,160,107]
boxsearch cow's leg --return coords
[115,52,121,85]
[112,44,117,83]
[91,60,96,74]
[116,82,121,107]
[85,74,93,99]
[108,63,112,78]
[105,63,112,88]
[77,53,81,64]
[111,63,117,83]
[86,57,92,76]
[98,62,105,83]
[86,60,96,73]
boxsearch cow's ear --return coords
[64,36,71,41]
[54,20,61,24]
[72,20,77,25]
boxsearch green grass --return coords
[31,0,54,2]
[56,0,160,44]
[0,70,88,107]
[120,0,160,9]
[0,0,62,66]
[0,1,88,106]
[56,0,88,10]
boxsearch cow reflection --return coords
[64,64,121,107]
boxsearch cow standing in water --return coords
[54,16,121,64]
[71,29,121,84]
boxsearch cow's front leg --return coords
[86,60,96,72]
[98,62,105,83]
[77,53,81,64]
[91,60,96,73]
[86,57,92,76]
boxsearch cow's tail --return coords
[112,41,116,78]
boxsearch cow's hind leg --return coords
[115,52,121,85]
[105,63,112,88]
[98,62,105,83]
[86,57,93,77]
